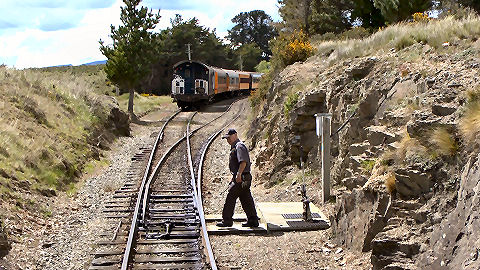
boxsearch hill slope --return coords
[248,15,480,269]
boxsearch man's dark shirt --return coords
[229,139,251,175]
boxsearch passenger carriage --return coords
[171,60,262,109]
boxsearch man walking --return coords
[217,128,259,228]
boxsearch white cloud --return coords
[0,0,279,68]
[0,0,123,68]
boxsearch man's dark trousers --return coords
[222,173,257,224]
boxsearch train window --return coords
[185,69,190,78]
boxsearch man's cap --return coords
[221,128,237,139]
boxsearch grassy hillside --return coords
[313,15,480,63]
[0,65,170,212]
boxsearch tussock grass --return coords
[430,127,458,156]
[384,172,396,194]
[459,100,480,145]
[394,131,429,165]
[313,15,480,62]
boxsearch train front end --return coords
[171,60,212,108]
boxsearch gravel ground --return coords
[1,123,158,270]
[1,97,370,270]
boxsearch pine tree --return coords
[278,0,313,35]
[99,0,161,116]
[373,0,432,24]
[227,10,278,59]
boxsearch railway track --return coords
[89,100,244,270]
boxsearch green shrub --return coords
[284,91,300,116]
[272,30,316,67]
[249,69,273,109]
[360,159,376,174]
[255,60,271,73]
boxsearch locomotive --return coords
[171,60,262,108]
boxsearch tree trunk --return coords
[128,88,135,114]
[304,0,311,36]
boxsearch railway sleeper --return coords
[102,208,134,213]
[149,194,193,199]
[146,219,198,226]
[149,199,194,203]
[104,203,133,208]
[90,258,120,266]
[132,263,202,270]
[145,231,200,239]
[148,208,196,213]
[114,189,138,194]
[146,213,197,219]
[93,247,199,257]
[143,225,199,232]
[95,239,198,246]
[88,266,122,270]
[133,256,201,264]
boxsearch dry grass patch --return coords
[384,172,396,194]
[394,132,429,164]
[459,101,480,145]
[430,127,458,156]
[313,15,480,63]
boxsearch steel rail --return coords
[195,103,245,270]
[121,99,242,269]
[120,109,180,270]
[141,100,240,225]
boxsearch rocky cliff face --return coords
[249,39,480,269]
[0,222,10,258]
[417,152,480,269]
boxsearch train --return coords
[171,60,262,108]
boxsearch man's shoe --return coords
[241,221,259,228]
[216,222,233,227]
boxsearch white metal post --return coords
[315,113,332,203]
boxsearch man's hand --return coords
[236,161,247,183]
[235,173,242,183]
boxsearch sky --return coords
[0,0,280,69]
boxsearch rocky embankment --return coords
[249,39,480,269]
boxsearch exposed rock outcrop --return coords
[417,153,480,270]
[0,223,10,257]
[249,38,480,269]
[333,188,390,252]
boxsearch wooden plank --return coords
[148,208,195,213]
[91,258,120,266]
[207,223,267,235]
[136,247,198,254]
[149,199,193,203]
[204,214,247,222]
[89,266,120,270]
[149,194,193,199]
[133,263,201,270]
[134,256,201,263]
[93,249,124,256]
[256,202,330,231]
[137,239,198,245]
